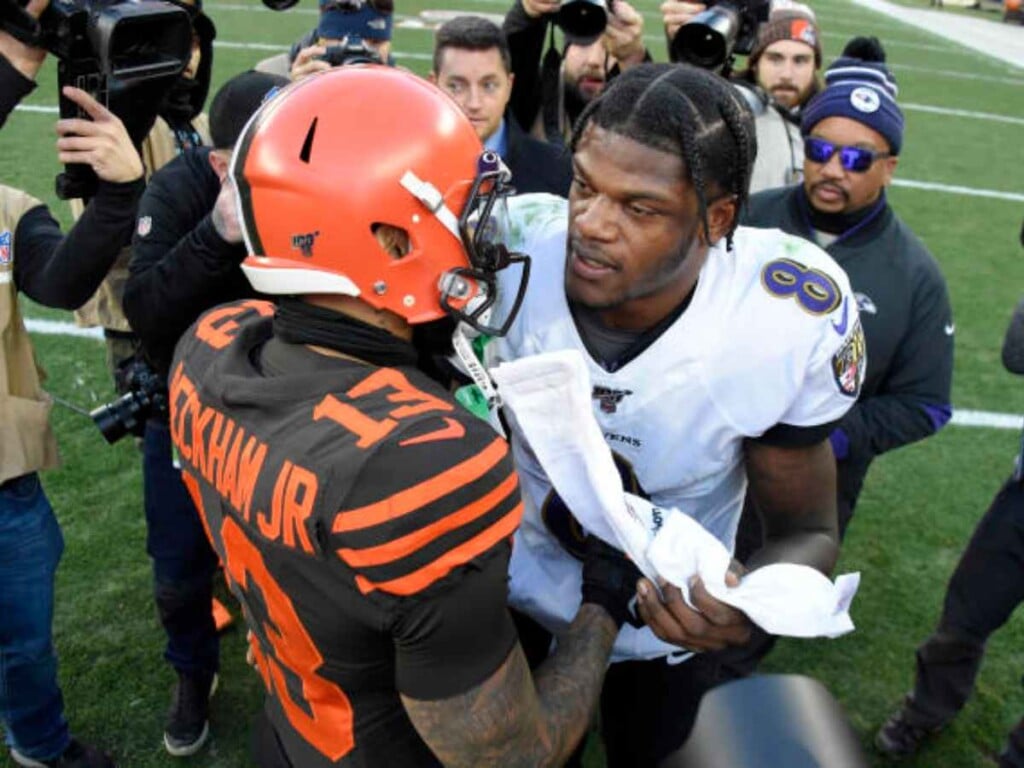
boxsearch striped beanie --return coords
[800,56,905,155]
[748,6,822,69]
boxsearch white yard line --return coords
[25,318,104,339]
[952,410,1024,430]
[890,179,1024,202]
[901,102,1024,126]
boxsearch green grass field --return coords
[3,0,1024,765]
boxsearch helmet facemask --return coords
[440,151,531,338]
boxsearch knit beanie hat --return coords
[748,6,822,69]
[318,0,393,41]
[800,55,905,155]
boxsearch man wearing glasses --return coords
[740,50,954,543]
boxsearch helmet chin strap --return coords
[400,171,462,241]
[451,323,505,436]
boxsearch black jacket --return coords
[744,185,954,506]
[123,147,253,376]
[505,117,572,197]
[3,57,144,309]
[0,55,33,129]
[503,0,552,141]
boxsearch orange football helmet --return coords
[230,66,528,335]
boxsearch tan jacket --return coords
[0,185,60,484]
[73,113,210,331]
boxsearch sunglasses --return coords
[804,137,891,173]
[321,0,392,13]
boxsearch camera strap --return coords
[172,124,204,152]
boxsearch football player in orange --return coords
[169,65,641,768]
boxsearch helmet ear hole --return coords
[371,222,410,260]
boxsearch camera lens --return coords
[556,0,608,42]
[671,5,740,70]
[90,394,143,444]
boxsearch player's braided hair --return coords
[570,63,757,250]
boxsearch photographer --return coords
[254,0,393,80]
[663,1,822,192]
[120,70,287,758]
[71,0,215,386]
[503,0,647,145]
[1,4,143,765]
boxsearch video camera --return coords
[89,357,168,444]
[0,0,193,199]
[670,0,770,73]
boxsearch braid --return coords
[570,63,757,250]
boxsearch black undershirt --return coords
[569,285,696,373]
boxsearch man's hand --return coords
[521,0,560,18]
[55,86,143,183]
[636,565,752,652]
[211,177,244,244]
[660,0,705,41]
[289,45,332,81]
[0,0,48,79]
[603,0,646,68]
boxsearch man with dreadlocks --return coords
[484,62,865,765]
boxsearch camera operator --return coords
[119,70,287,759]
[254,0,393,80]
[70,0,215,388]
[503,0,648,145]
[1,4,144,765]
[663,1,822,192]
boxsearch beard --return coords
[564,225,700,313]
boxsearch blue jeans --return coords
[0,473,71,761]
[143,419,219,676]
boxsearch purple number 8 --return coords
[761,258,841,315]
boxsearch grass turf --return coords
[2,0,1024,764]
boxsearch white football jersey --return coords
[488,194,864,662]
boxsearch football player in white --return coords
[486,63,866,767]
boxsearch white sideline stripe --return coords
[892,63,1024,86]
[23,318,1024,431]
[952,410,1024,430]
[15,51,1024,124]
[197,0,961,53]
[25,318,104,339]
[820,30,967,54]
[212,39,433,59]
[851,0,1024,70]
[902,102,1024,126]
[891,179,1024,202]
[13,104,57,113]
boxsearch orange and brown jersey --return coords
[170,300,522,768]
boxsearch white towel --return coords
[491,350,859,640]
[490,350,661,582]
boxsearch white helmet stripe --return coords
[400,171,462,242]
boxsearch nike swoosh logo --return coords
[944,322,955,336]
[399,417,466,447]
[831,297,849,335]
